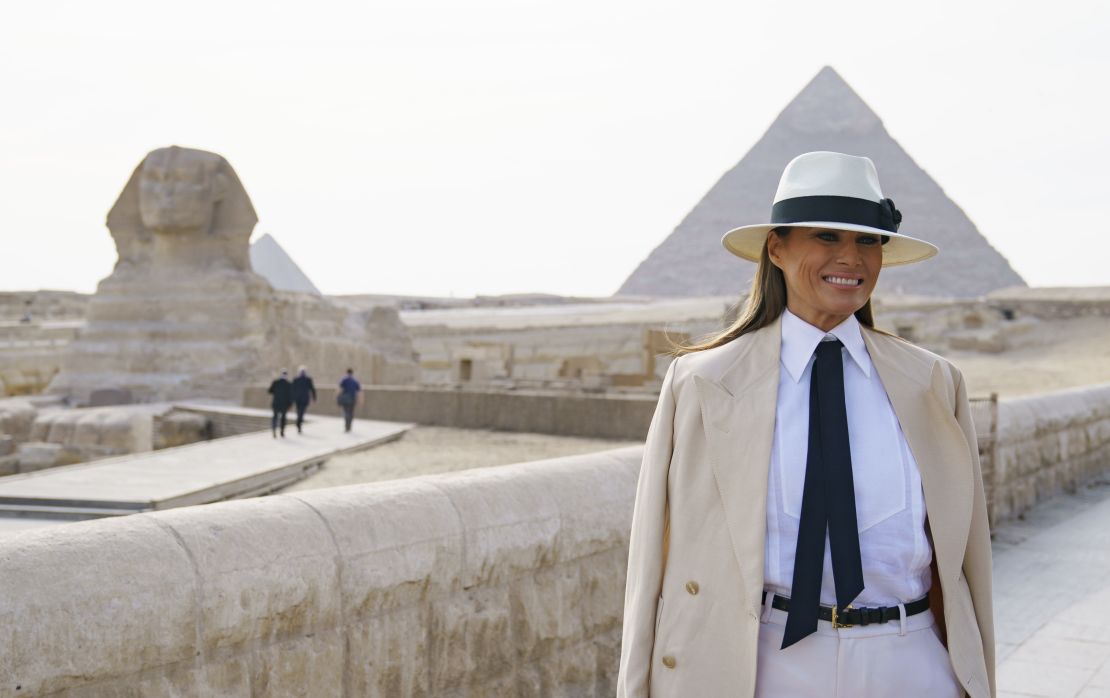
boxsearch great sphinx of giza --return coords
[49,146,419,403]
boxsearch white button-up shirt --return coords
[763,309,933,607]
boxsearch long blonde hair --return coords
[673,228,881,355]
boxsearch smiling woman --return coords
[617,151,995,698]
[766,226,883,331]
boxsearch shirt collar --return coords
[779,308,872,383]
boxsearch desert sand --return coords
[280,426,640,492]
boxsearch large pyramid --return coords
[617,67,1025,298]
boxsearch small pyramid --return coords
[617,67,1025,298]
[249,233,322,295]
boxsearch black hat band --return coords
[770,195,902,232]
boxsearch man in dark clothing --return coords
[337,368,361,432]
[268,369,293,438]
[291,365,317,434]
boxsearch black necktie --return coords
[781,338,865,649]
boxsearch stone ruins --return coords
[46,146,419,404]
[618,66,1027,298]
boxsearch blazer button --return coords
[661,655,677,669]
[685,581,699,595]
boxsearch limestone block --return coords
[89,388,134,406]
[538,449,640,563]
[577,550,630,638]
[509,566,584,663]
[49,660,242,698]
[0,434,12,456]
[155,410,209,449]
[593,628,624,696]
[148,496,340,655]
[26,406,157,463]
[288,479,462,618]
[15,441,63,471]
[72,408,154,453]
[538,639,601,697]
[428,465,560,589]
[0,516,197,695]
[428,586,514,692]
[246,630,345,698]
[346,606,431,697]
[0,453,17,476]
[0,398,35,442]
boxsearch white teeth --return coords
[824,276,861,286]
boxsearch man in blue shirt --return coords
[337,368,361,432]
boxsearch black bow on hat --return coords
[879,198,902,232]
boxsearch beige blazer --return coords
[617,315,995,697]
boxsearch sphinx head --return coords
[137,146,230,234]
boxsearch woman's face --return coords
[766,227,882,331]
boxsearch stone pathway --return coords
[994,477,1110,697]
[0,410,411,532]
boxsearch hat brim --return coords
[721,222,939,267]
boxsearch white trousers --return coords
[755,601,963,697]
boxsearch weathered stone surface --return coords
[991,383,1110,523]
[346,605,432,697]
[0,398,36,442]
[0,516,197,696]
[14,441,65,471]
[149,496,340,654]
[154,409,209,449]
[30,405,155,455]
[246,631,345,697]
[88,387,134,406]
[429,585,515,691]
[290,479,463,618]
[429,466,561,589]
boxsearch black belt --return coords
[761,591,930,629]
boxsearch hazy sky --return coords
[3,0,1108,297]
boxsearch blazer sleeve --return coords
[617,356,679,698]
[953,366,997,696]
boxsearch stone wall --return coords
[987,286,1110,320]
[0,447,642,697]
[0,321,82,396]
[243,384,659,441]
[990,383,1110,523]
[4,383,1109,695]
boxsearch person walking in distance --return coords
[291,365,317,434]
[267,369,293,438]
[337,368,361,432]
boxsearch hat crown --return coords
[774,151,884,204]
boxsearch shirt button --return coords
[685,581,699,595]
[661,655,677,669]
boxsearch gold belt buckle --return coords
[831,604,854,629]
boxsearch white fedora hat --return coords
[721,151,939,266]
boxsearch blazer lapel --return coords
[694,317,781,616]
[862,329,974,582]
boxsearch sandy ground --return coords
[948,316,1110,398]
[280,426,640,492]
